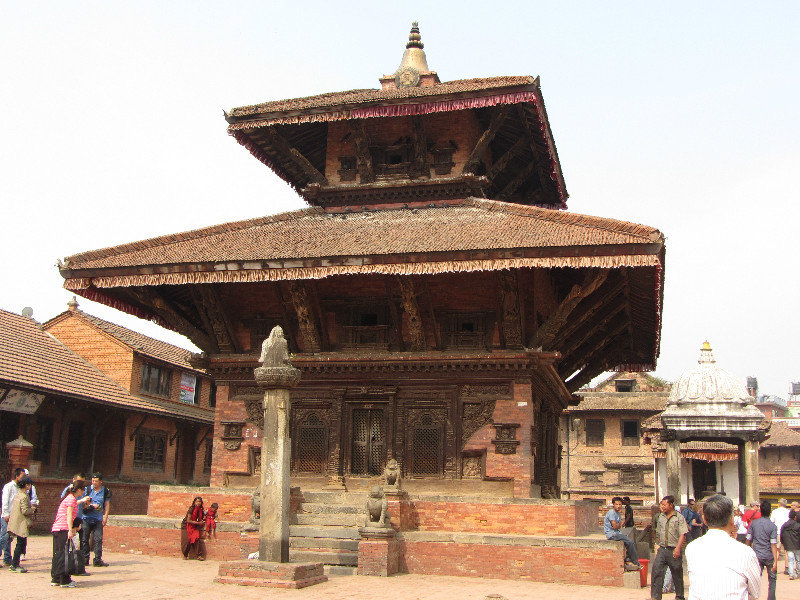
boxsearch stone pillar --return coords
[6,436,33,474]
[740,439,760,505]
[666,439,681,502]
[357,528,400,576]
[253,328,301,563]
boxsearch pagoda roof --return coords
[60,198,664,288]
[0,309,213,424]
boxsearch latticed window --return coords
[140,363,172,397]
[620,469,644,487]
[296,414,328,473]
[410,414,443,476]
[585,419,605,446]
[133,430,167,471]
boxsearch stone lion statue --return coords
[384,458,401,491]
[364,485,390,528]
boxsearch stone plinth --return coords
[358,527,400,576]
[215,560,326,588]
[385,489,412,530]
[6,436,33,473]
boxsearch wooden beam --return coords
[487,136,527,180]
[349,120,375,183]
[195,427,212,451]
[420,278,441,350]
[128,288,216,353]
[411,115,429,178]
[308,281,330,352]
[516,104,553,189]
[192,284,241,354]
[559,300,627,360]
[462,106,511,174]
[498,159,537,199]
[558,315,628,380]
[531,270,608,350]
[566,340,627,393]
[128,415,149,441]
[286,281,322,353]
[497,270,524,348]
[551,277,626,349]
[396,276,426,351]
[169,428,181,446]
[264,127,328,185]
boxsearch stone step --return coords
[295,513,362,527]
[290,549,359,567]
[300,491,365,504]
[324,565,358,577]
[299,502,362,515]
[290,525,362,540]
[291,536,360,551]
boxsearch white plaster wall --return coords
[720,461,740,505]
[655,457,692,505]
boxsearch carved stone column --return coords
[666,439,681,503]
[739,439,760,506]
[253,328,301,563]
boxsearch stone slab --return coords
[215,560,327,589]
[622,570,645,589]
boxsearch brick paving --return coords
[2,535,798,600]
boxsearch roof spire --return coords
[698,340,715,364]
[380,22,439,89]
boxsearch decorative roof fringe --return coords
[64,254,661,291]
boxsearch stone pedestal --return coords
[385,490,411,530]
[215,561,327,588]
[357,527,400,576]
[6,436,33,473]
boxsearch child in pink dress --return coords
[204,503,219,540]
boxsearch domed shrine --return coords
[645,342,768,505]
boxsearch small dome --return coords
[668,341,753,406]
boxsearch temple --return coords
[59,23,664,502]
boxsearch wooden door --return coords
[350,408,385,475]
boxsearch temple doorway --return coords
[350,408,385,476]
[692,459,718,498]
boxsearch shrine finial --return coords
[407,21,423,49]
[381,21,439,89]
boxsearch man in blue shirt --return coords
[82,473,111,568]
[747,499,779,600]
[604,496,642,571]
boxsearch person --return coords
[734,505,748,543]
[780,509,800,579]
[1,468,26,567]
[686,494,760,600]
[747,499,778,600]
[52,480,90,588]
[604,496,641,570]
[622,496,634,528]
[681,498,702,543]
[82,472,111,567]
[61,473,88,575]
[651,495,688,600]
[742,501,760,530]
[205,502,219,540]
[770,498,791,574]
[181,497,207,560]
[7,475,35,573]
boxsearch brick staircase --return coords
[289,490,365,575]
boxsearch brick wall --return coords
[147,488,253,522]
[760,471,800,493]
[30,478,149,532]
[103,524,243,560]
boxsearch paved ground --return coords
[1,535,798,599]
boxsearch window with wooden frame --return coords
[340,303,390,349]
[441,312,492,350]
[33,418,54,464]
[140,363,172,398]
[614,379,635,392]
[621,419,640,446]
[585,419,605,447]
[133,429,167,471]
[619,468,644,487]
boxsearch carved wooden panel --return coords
[498,271,523,348]
[397,276,425,351]
[286,281,322,352]
[406,410,446,476]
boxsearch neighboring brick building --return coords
[560,371,668,505]
[0,304,214,486]
[759,420,800,502]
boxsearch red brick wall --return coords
[403,500,598,536]
[147,489,253,522]
[30,479,149,532]
[103,525,243,560]
[401,540,624,586]
[760,471,800,493]
[358,538,400,576]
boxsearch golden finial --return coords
[407,21,423,49]
[702,340,712,351]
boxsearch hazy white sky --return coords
[1,1,797,397]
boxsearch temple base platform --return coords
[215,560,327,588]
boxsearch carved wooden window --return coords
[133,429,167,471]
[33,417,54,464]
[371,140,413,178]
[442,312,491,349]
[580,471,603,484]
[410,414,443,476]
[586,419,605,447]
[620,468,644,487]
[621,420,640,446]
[341,304,389,349]
[431,143,456,175]
[296,414,328,474]
[140,363,172,398]
[338,156,357,181]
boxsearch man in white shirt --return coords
[0,468,26,567]
[770,498,791,574]
[686,494,761,600]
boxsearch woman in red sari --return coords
[180,497,206,560]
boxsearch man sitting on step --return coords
[604,496,642,571]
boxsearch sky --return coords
[1,1,798,397]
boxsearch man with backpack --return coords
[81,473,111,567]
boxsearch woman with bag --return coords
[7,475,35,573]
[180,496,207,561]
[51,480,89,587]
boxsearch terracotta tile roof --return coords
[67,310,197,371]
[0,309,213,424]
[228,76,536,119]
[763,420,800,447]
[565,392,669,413]
[63,199,664,273]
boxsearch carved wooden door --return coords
[350,408,384,475]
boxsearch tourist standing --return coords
[734,505,748,543]
[61,473,88,575]
[681,498,702,543]
[770,498,791,574]
[7,475,35,573]
[686,494,760,600]
[0,468,25,567]
[622,496,634,528]
[651,495,687,600]
[604,496,641,570]
[746,499,778,600]
[780,510,800,579]
[82,472,111,567]
[52,481,89,588]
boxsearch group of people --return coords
[180,496,219,561]
[0,469,111,588]
[606,493,799,600]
